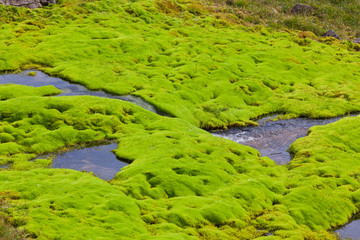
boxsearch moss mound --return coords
[1,0,360,129]
[1,0,360,239]
[0,93,358,239]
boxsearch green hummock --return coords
[1,0,360,239]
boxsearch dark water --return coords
[213,115,360,239]
[0,70,164,115]
[212,115,356,165]
[2,71,360,235]
[39,142,128,180]
[0,70,143,179]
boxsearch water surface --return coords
[0,70,164,115]
[332,215,360,240]
[40,142,128,180]
[212,115,356,165]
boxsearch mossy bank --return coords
[1,0,360,239]
[2,0,360,129]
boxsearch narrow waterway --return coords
[0,70,143,180]
[332,215,360,240]
[212,115,356,165]
[213,115,359,239]
[1,71,359,237]
[0,70,165,115]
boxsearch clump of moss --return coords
[1,0,360,130]
[0,90,350,239]
[1,0,360,238]
[26,71,36,76]
[0,84,61,100]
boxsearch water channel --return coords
[0,70,164,115]
[0,70,358,237]
[0,70,145,180]
[332,214,360,240]
[212,115,356,165]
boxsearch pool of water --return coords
[38,142,128,180]
[212,115,356,165]
[0,70,165,115]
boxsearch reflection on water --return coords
[0,70,164,115]
[40,142,128,180]
[212,115,356,165]
[332,215,360,240]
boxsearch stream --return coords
[213,115,359,239]
[332,214,360,240]
[0,70,165,115]
[0,70,147,180]
[0,71,358,237]
[212,115,356,165]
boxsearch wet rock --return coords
[291,4,316,14]
[353,38,360,44]
[322,30,340,40]
[0,0,55,8]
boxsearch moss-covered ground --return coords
[2,0,360,129]
[0,91,359,239]
[1,0,360,239]
[203,0,360,40]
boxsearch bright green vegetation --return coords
[1,94,360,239]
[0,84,61,100]
[1,0,360,239]
[1,0,360,129]
[207,0,360,40]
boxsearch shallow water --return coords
[39,142,128,180]
[0,70,164,115]
[332,215,360,240]
[212,115,355,165]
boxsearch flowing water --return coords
[0,70,165,115]
[332,215,360,240]
[213,115,359,238]
[1,71,359,236]
[0,70,148,179]
[212,115,356,165]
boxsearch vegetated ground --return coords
[202,0,360,40]
[1,0,360,239]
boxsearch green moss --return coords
[0,90,356,239]
[0,84,61,100]
[1,0,360,129]
[0,169,150,239]
[1,0,360,239]
[26,71,36,76]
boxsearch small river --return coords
[212,115,356,165]
[331,214,360,240]
[0,70,165,115]
[0,70,145,180]
[212,115,359,238]
[1,70,358,237]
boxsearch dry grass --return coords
[0,193,29,240]
[199,0,360,40]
